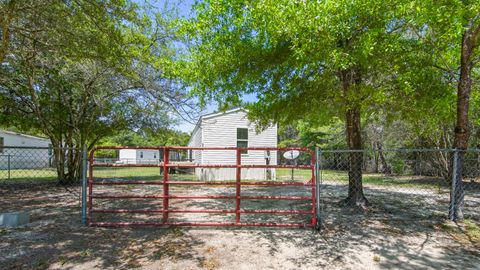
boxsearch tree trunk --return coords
[373,142,379,173]
[343,106,368,207]
[413,151,420,176]
[51,139,83,185]
[0,0,15,63]
[54,144,67,184]
[450,31,476,221]
[66,147,83,184]
[337,66,368,207]
[450,19,480,220]
[377,143,391,174]
[333,153,340,170]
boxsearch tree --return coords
[451,4,480,221]
[0,1,193,184]
[175,0,414,207]
[405,0,480,220]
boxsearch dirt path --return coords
[0,185,479,269]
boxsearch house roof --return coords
[0,129,50,141]
[200,107,246,120]
[187,108,247,145]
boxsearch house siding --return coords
[187,125,203,165]
[119,149,137,164]
[191,110,277,180]
[119,149,160,164]
[0,130,51,169]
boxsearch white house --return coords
[187,108,278,181]
[118,149,160,164]
[0,130,52,169]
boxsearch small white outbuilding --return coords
[187,108,278,181]
[0,130,52,169]
[118,149,160,164]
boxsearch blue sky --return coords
[146,0,257,133]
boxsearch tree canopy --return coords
[173,0,480,210]
[174,0,420,205]
[0,0,194,183]
[1,0,480,218]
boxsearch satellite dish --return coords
[283,150,300,160]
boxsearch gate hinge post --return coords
[315,147,321,231]
[81,144,88,226]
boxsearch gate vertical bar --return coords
[163,147,170,223]
[311,149,316,228]
[315,147,321,230]
[81,145,87,225]
[449,149,458,221]
[235,149,241,224]
[87,148,94,225]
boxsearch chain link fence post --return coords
[7,154,11,180]
[448,149,458,221]
[315,147,321,230]
[81,145,88,226]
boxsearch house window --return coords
[140,151,144,158]
[0,137,3,154]
[237,128,248,154]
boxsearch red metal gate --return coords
[88,146,317,228]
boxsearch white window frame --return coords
[236,127,249,155]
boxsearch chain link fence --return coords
[317,149,480,227]
[0,146,57,185]
[0,146,88,226]
[1,146,478,227]
[0,146,87,186]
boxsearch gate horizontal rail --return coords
[87,146,317,228]
[92,181,315,186]
[92,209,312,214]
[89,222,311,228]
[90,195,312,200]
[92,164,312,169]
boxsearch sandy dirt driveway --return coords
[1,185,479,270]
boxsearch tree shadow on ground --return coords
[252,205,479,269]
[1,182,479,269]
[0,186,208,269]
[244,181,480,269]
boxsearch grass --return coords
[96,167,448,191]
[0,168,57,182]
[439,219,480,246]
[276,168,313,181]
[0,166,451,191]
[465,219,480,244]
[0,167,192,182]
[325,170,447,190]
[94,167,195,181]
[278,168,446,190]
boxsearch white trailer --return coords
[187,108,278,181]
[119,149,160,164]
[0,130,52,169]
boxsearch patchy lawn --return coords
[2,166,473,192]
